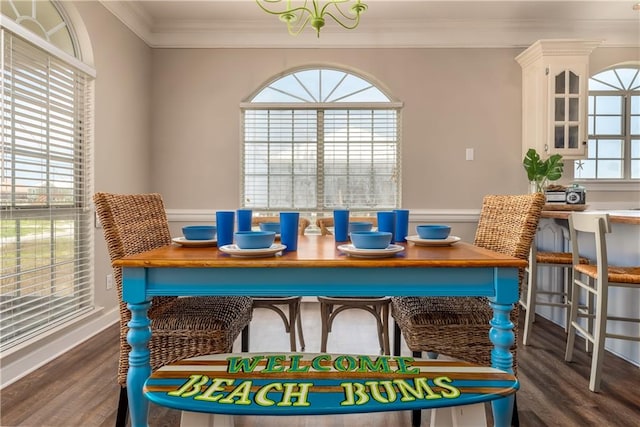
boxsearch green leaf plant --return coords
[522,148,564,193]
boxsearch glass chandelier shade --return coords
[256,0,367,37]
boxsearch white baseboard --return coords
[0,307,119,389]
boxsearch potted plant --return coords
[522,148,564,193]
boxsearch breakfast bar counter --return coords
[541,208,640,224]
[535,208,640,368]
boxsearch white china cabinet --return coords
[516,40,601,159]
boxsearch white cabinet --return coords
[516,40,601,160]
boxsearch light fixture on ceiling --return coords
[256,0,367,37]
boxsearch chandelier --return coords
[256,0,368,37]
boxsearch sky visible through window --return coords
[244,68,399,211]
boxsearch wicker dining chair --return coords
[391,193,545,426]
[316,216,391,355]
[94,193,253,427]
[250,215,310,351]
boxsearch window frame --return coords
[240,67,403,213]
[1,6,95,352]
[573,66,640,185]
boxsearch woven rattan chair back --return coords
[94,193,176,384]
[252,215,310,235]
[94,192,253,427]
[392,193,545,367]
[316,216,378,236]
[95,192,253,380]
[474,194,546,283]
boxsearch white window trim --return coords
[0,18,95,78]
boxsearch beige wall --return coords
[72,1,153,313]
[151,48,527,210]
[150,47,640,212]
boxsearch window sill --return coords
[572,180,640,192]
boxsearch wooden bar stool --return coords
[565,213,640,392]
[521,245,589,346]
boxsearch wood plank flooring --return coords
[1,303,639,426]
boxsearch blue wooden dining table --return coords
[114,234,526,427]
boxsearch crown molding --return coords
[98,1,640,49]
[99,0,154,43]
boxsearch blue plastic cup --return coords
[377,211,396,242]
[280,212,300,251]
[236,209,253,232]
[333,209,350,242]
[393,209,409,243]
[215,211,235,247]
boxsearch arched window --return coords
[1,1,95,350]
[574,66,640,180]
[241,67,402,212]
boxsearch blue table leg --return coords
[489,300,516,427]
[127,301,152,427]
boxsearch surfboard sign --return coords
[143,352,518,416]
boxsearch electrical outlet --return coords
[465,148,474,161]
[106,274,114,290]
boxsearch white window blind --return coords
[242,68,401,212]
[1,29,94,351]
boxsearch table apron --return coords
[122,266,520,304]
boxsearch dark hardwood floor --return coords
[1,304,639,426]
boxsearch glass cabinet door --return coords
[554,70,582,151]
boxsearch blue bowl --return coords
[349,221,373,233]
[416,225,451,240]
[258,222,281,234]
[234,231,276,249]
[182,225,216,240]
[350,231,392,249]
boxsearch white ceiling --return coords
[98,0,640,48]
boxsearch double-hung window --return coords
[241,67,402,212]
[1,2,95,351]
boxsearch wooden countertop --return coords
[542,208,640,225]
[114,235,527,269]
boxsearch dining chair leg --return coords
[562,267,571,333]
[522,256,537,346]
[241,325,250,352]
[374,306,386,354]
[564,276,580,363]
[585,277,595,354]
[411,409,421,427]
[382,303,390,355]
[115,386,128,427]
[512,394,520,426]
[393,321,402,356]
[295,302,306,351]
[320,302,330,353]
[589,282,608,392]
[288,301,298,352]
